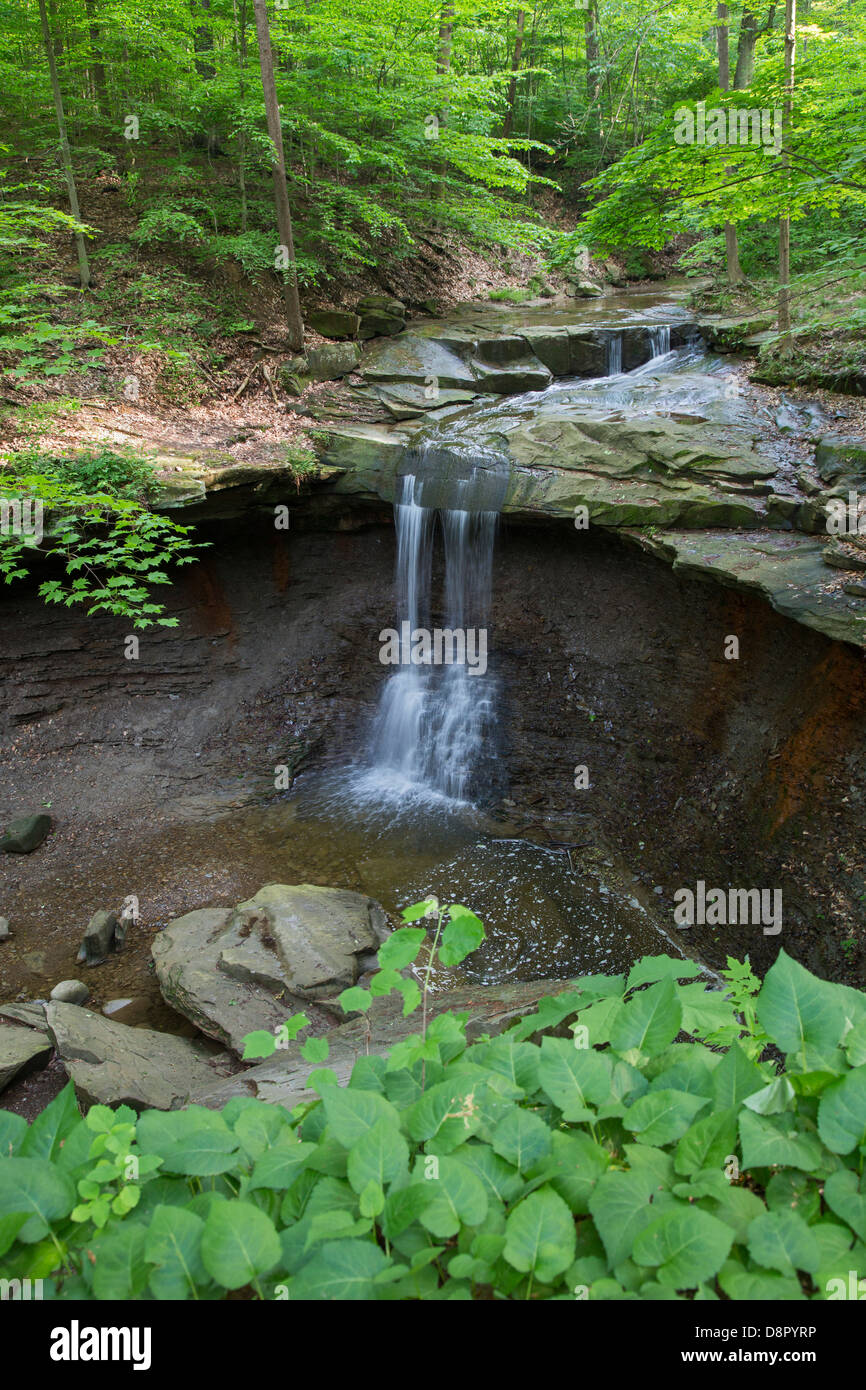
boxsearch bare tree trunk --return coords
[778,0,796,344]
[83,0,110,120]
[717,2,743,286]
[502,9,525,138]
[39,0,90,289]
[233,0,248,233]
[252,0,303,351]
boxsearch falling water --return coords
[606,334,623,375]
[364,455,504,803]
[649,325,671,358]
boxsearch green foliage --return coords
[0,448,205,627]
[3,944,866,1301]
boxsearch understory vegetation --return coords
[2,899,865,1301]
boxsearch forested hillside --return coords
[1,0,864,405]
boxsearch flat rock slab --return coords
[44,1002,233,1111]
[188,976,582,1110]
[631,529,866,647]
[152,884,390,1055]
[0,1022,52,1093]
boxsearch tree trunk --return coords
[83,0,110,119]
[502,9,525,138]
[252,0,304,351]
[777,0,796,343]
[39,0,90,289]
[233,0,248,233]
[717,2,743,286]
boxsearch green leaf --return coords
[633,1206,733,1287]
[675,1108,738,1176]
[347,1118,409,1194]
[504,1186,576,1286]
[610,978,682,1057]
[320,1088,400,1148]
[625,1089,708,1146]
[381,1183,436,1239]
[359,1180,385,1219]
[491,1107,552,1171]
[19,1082,79,1160]
[710,1042,766,1109]
[823,1169,866,1242]
[414,1155,489,1238]
[301,1036,330,1064]
[248,1138,317,1192]
[439,907,485,966]
[738,1110,827,1172]
[747,1209,822,1276]
[719,1263,805,1300]
[537,1036,612,1119]
[289,1238,390,1299]
[757,950,847,1060]
[817,1066,866,1154]
[589,1168,662,1267]
[200,1200,281,1290]
[0,1157,75,1225]
[0,1111,28,1158]
[145,1205,207,1300]
[242,1030,277,1060]
[377,926,427,968]
[338,986,373,1014]
[92,1225,148,1300]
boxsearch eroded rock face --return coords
[152,884,390,1054]
[43,1001,232,1110]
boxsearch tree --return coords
[717,1,743,286]
[252,0,303,351]
[503,9,526,138]
[37,0,90,289]
[777,0,796,342]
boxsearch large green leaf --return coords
[633,1206,733,1287]
[589,1168,661,1267]
[19,1082,80,1161]
[0,1157,75,1224]
[438,906,485,966]
[137,1108,239,1176]
[503,1186,576,1286]
[320,1087,401,1148]
[248,1138,317,1192]
[289,1238,391,1300]
[92,1224,148,1300]
[817,1066,866,1154]
[0,1111,27,1158]
[145,1204,207,1300]
[624,1089,708,1146]
[710,1042,766,1109]
[746,1209,822,1276]
[610,977,682,1056]
[756,950,847,1060]
[546,1131,610,1215]
[491,1107,552,1171]
[377,927,426,970]
[200,1200,281,1290]
[823,1169,866,1241]
[347,1117,409,1194]
[414,1155,488,1238]
[537,1036,612,1119]
[738,1110,827,1172]
[675,1108,738,1176]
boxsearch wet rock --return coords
[50,979,90,1005]
[361,335,476,390]
[374,383,477,420]
[359,311,406,339]
[76,909,119,967]
[1,813,52,855]
[305,342,361,381]
[470,356,552,394]
[44,1002,232,1111]
[815,436,866,483]
[0,1023,51,1094]
[569,279,604,299]
[152,884,391,1054]
[307,308,360,339]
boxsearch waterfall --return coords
[606,334,623,375]
[363,456,504,804]
[649,325,671,359]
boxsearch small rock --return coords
[50,979,90,1005]
[76,909,119,967]
[1,813,52,855]
[0,917,9,939]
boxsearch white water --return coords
[362,466,500,804]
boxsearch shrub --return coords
[1,927,864,1301]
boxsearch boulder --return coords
[50,979,90,1005]
[361,335,476,390]
[0,1023,51,1094]
[44,1002,232,1111]
[76,909,118,967]
[305,342,361,382]
[815,436,866,483]
[700,315,774,352]
[1,813,52,854]
[307,308,360,339]
[356,295,406,318]
[359,311,405,339]
[152,884,390,1054]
